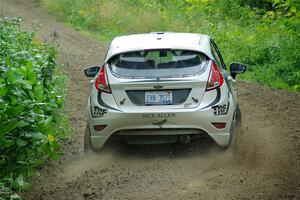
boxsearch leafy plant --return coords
[0,17,68,199]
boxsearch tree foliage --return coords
[40,0,300,91]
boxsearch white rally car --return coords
[84,32,246,150]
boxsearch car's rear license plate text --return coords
[145,91,172,105]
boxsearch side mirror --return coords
[84,66,100,77]
[230,62,247,79]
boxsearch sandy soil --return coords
[0,0,299,199]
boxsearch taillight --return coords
[95,65,111,93]
[206,61,224,91]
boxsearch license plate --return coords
[145,91,173,105]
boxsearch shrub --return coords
[0,17,67,199]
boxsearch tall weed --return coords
[0,17,68,199]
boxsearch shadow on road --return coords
[97,136,224,159]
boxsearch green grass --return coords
[39,0,300,92]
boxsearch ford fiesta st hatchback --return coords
[84,32,246,150]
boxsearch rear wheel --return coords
[84,124,93,153]
[235,104,241,126]
[223,105,241,149]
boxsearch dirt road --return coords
[1,0,299,199]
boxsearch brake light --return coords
[206,61,224,91]
[95,65,111,93]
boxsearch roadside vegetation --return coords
[0,17,68,199]
[39,0,300,91]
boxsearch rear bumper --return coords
[87,93,235,149]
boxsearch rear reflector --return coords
[94,125,107,131]
[211,122,226,129]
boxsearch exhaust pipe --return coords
[179,135,191,145]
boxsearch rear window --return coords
[109,49,208,78]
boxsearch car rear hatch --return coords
[106,49,211,112]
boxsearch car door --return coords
[210,39,237,100]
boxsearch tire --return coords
[84,124,93,153]
[223,105,241,149]
[235,105,242,127]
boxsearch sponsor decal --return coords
[120,98,126,105]
[151,119,177,127]
[142,113,176,119]
[212,102,229,116]
[184,102,192,108]
[93,106,108,117]
[152,119,167,126]
[192,97,199,103]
